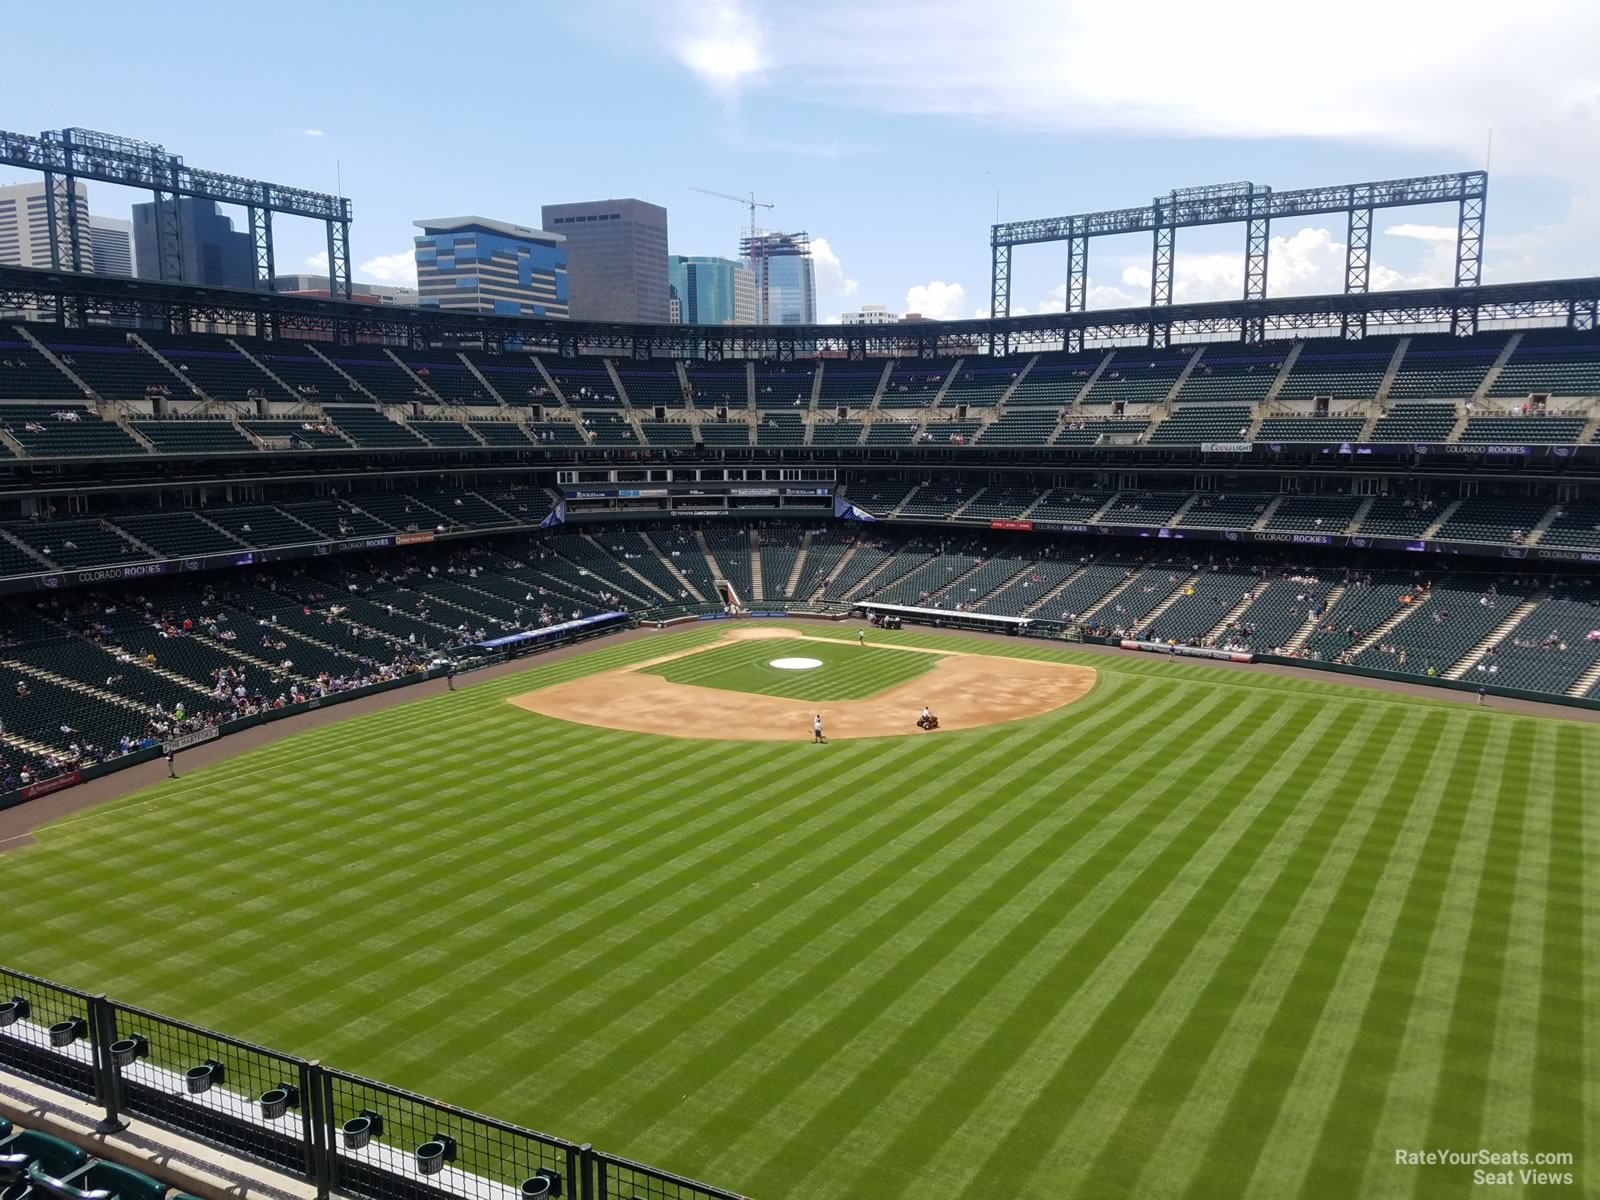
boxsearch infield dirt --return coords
[508,626,1098,740]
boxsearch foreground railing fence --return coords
[0,966,749,1200]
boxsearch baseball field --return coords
[1,622,1593,1199]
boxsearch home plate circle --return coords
[770,657,823,670]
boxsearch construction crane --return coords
[689,186,774,242]
[690,186,776,322]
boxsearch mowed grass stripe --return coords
[1169,708,1450,1200]
[644,637,940,700]
[1064,702,1398,1199]
[1413,721,1536,1179]
[959,701,1367,1199]
[605,679,1214,1165]
[1531,725,1587,1170]
[1294,718,1491,1199]
[550,681,1165,1127]
[742,692,1300,1196]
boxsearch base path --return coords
[509,627,1097,741]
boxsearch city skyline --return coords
[0,0,1595,325]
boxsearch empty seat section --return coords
[755,526,803,600]
[204,505,321,547]
[1143,570,1260,643]
[321,345,422,404]
[1081,350,1188,405]
[925,419,981,445]
[529,421,587,446]
[874,551,980,604]
[544,356,622,407]
[2,403,144,456]
[1355,497,1438,537]
[899,484,971,518]
[1299,577,1416,658]
[140,333,287,402]
[817,363,882,409]
[1488,330,1600,397]
[1099,492,1190,525]
[864,419,916,445]
[463,351,558,405]
[1217,576,1337,651]
[10,520,151,567]
[1034,561,1134,622]
[395,351,490,404]
[685,363,749,409]
[583,412,637,445]
[248,341,361,401]
[1256,416,1365,442]
[0,335,83,399]
[1277,339,1395,401]
[809,420,860,446]
[1459,416,1586,443]
[638,420,694,446]
[412,419,482,447]
[327,406,428,448]
[1433,497,1550,544]
[112,511,243,556]
[34,328,174,401]
[1536,500,1600,550]
[1005,351,1103,407]
[703,528,754,599]
[278,500,392,538]
[1369,403,1457,441]
[1028,490,1112,522]
[1176,495,1267,529]
[348,493,444,533]
[1147,405,1252,444]
[1264,495,1363,532]
[239,419,348,449]
[980,408,1056,444]
[470,420,536,446]
[959,485,1040,520]
[755,412,805,445]
[1355,582,1530,678]
[1053,419,1148,445]
[879,361,950,408]
[753,362,817,409]
[845,480,919,514]
[698,419,752,446]
[130,417,253,453]
[1471,586,1600,694]
[941,359,1026,407]
[975,556,1086,616]
[1175,347,1285,403]
[1387,334,1503,400]
[615,363,686,409]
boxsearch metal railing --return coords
[0,966,748,1200]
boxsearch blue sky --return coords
[4,0,1597,321]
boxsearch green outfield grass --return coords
[642,634,939,699]
[1,624,1593,1199]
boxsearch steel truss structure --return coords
[991,172,1489,352]
[2,266,1595,362]
[0,127,352,305]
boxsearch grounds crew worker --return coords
[813,713,825,743]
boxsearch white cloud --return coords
[359,251,417,288]
[1385,224,1457,242]
[638,0,1598,186]
[672,2,765,94]
[304,248,416,288]
[302,128,325,138]
[905,280,966,319]
[810,236,858,299]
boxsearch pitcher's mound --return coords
[509,630,1097,741]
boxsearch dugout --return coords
[856,601,1030,637]
[467,611,632,660]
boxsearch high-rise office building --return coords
[741,232,816,325]
[0,181,94,271]
[413,217,567,317]
[89,216,133,277]
[540,199,669,322]
[131,197,253,287]
[841,304,899,325]
[668,255,756,325]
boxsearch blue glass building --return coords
[412,217,568,318]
